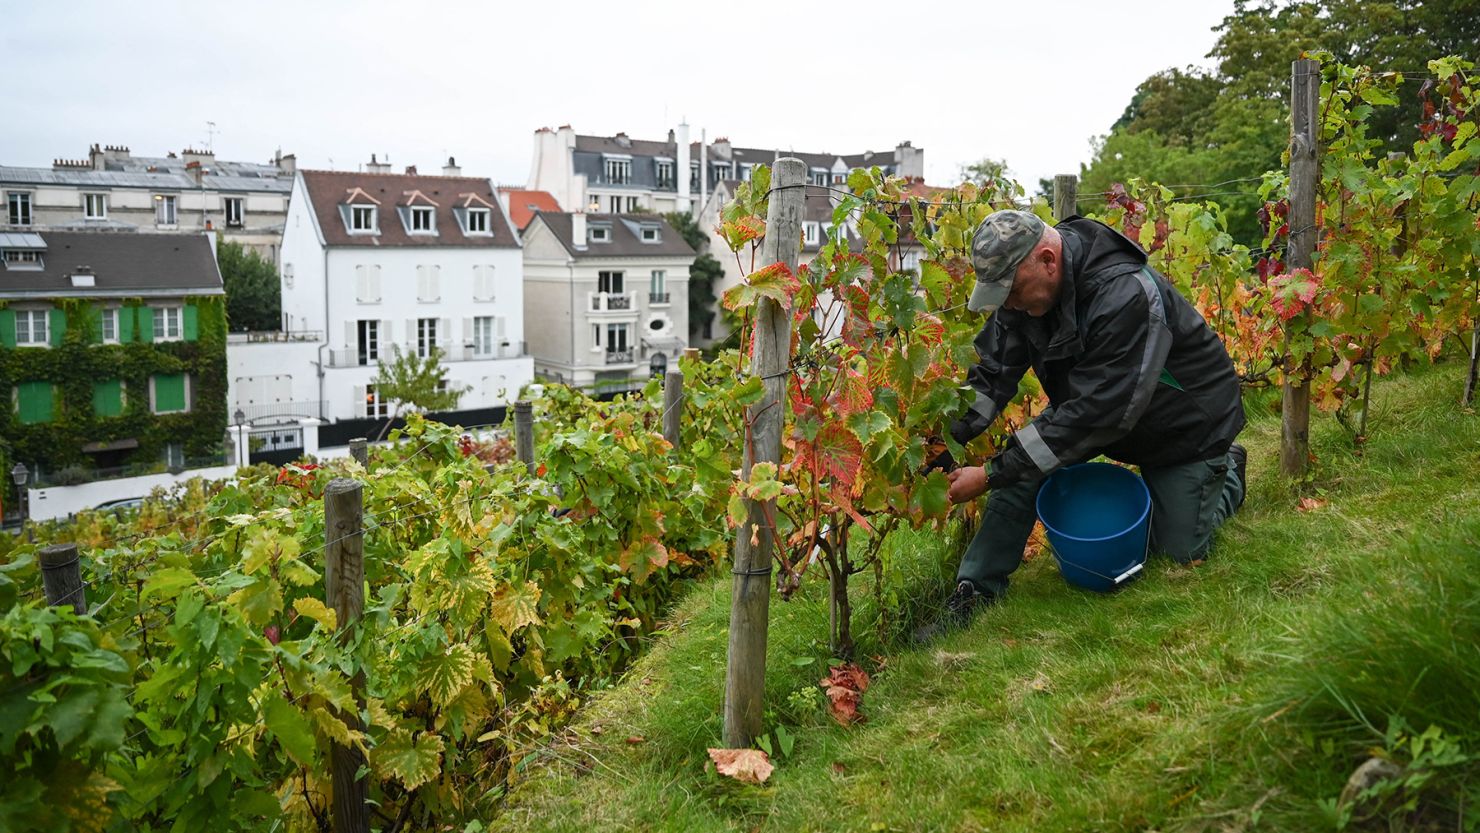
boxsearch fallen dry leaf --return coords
[707,747,774,784]
[821,663,871,726]
[1296,497,1328,512]
[831,761,847,774]
[625,735,645,745]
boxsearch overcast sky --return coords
[1,0,1234,194]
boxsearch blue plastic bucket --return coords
[1035,463,1151,592]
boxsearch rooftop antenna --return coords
[205,121,217,153]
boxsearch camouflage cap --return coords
[968,210,1046,312]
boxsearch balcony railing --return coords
[605,348,635,365]
[227,330,324,344]
[648,292,670,304]
[327,342,527,368]
[590,291,635,312]
[233,400,327,424]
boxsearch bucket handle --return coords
[1112,563,1144,585]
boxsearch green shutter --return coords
[153,373,186,413]
[93,379,124,418]
[90,304,104,343]
[120,305,136,342]
[0,309,14,347]
[16,381,54,424]
[137,307,154,343]
[49,308,66,347]
[183,304,199,341]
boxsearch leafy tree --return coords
[663,211,725,341]
[958,157,1012,187]
[216,239,280,332]
[371,346,469,440]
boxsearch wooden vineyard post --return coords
[722,156,806,747]
[1053,174,1078,222]
[348,437,368,469]
[1282,57,1320,477]
[323,479,369,833]
[39,543,86,615]
[663,369,683,451]
[513,400,535,475]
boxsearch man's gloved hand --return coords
[945,466,990,504]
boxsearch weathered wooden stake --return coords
[348,438,368,469]
[662,369,684,450]
[1053,174,1078,222]
[1281,57,1320,477]
[722,157,806,748]
[40,543,86,615]
[513,400,535,475]
[323,479,369,833]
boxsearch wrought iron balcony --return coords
[605,348,635,364]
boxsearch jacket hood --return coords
[1058,216,1147,280]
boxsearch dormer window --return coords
[466,208,489,234]
[604,156,631,184]
[84,193,108,220]
[351,205,376,232]
[411,206,434,232]
[655,159,675,189]
[810,168,829,186]
[640,226,660,243]
[803,222,821,245]
[2,249,44,270]
[589,224,611,243]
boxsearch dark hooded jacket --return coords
[950,216,1245,486]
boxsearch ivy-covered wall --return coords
[0,296,228,475]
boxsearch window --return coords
[364,384,388,418]
[92,379,124,418]
[357,320,379,366]
[739,164,753,181]
[100,308,119,343]
[15,310,48,346]
[416,265,440,302]
[598,270,624,294]
[472,316,495,357]
[351,205,376,232]
[803,222,821,245]
[154,194,178,225]
[627,196,640,212]
[589,225,610,243]
[153,306,182,341]
[832,172,846,184]
[355,264,381,303]
[3,249,42,268]
[604,158,631,184]
[6,192,32,225]
[690,162,700,188]
[411,206,434,232]
[151,373,189,414]
[810,169,829,186]
[605,323,629,353]
[14,381,54,424]
[84,193,108,220]
[608,196,622,214]
[417,318,438,358]
[641,226,659,242]
[710,163,731,183]
[465,207,489,234]
[163,443,185,468]
[225,197,244,227]
[283,262,294,289]
[650,270,667,303]
[655,160,675,188]
[473,265,496,301]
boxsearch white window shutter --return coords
[463,317,473,348]
[371,265,382,302]
[440,318,451,350]
[405,319,415,350]
[355,265,366,301]
[344,321,355,350]
[496,316,507,338]
[416,265,426,301]
[353,385,366,417]
[381,319,393,348]
[431,265,441,301]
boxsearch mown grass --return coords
[491,361,1480,833]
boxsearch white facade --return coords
[229,172,533,428]
[521,214,692,391]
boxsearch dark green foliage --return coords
[216,239,280,332]
[663,211,724,340]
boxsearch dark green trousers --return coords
[957,452,1245,596]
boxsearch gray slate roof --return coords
[0,160,292,194]
[0,230,223,297]
[572,134,903,192]
[535,213,696,259]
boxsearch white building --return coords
[228,162,533,435]
[525,125,924,222]
[522,212,693,392]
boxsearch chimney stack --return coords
[442,156,461,176]
[276,152,297,175]
[366,154,392,174]
[571,212,587,248]
[405,165,418,175]
[677,122,691,215]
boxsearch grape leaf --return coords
[376,729,444,790]
[707,747,774,784]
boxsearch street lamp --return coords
[233,409,247,467]
[10,462,28,528]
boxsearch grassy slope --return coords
[492,363,1480,833]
